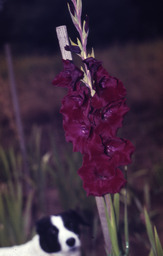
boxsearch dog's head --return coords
[36,210,87,255]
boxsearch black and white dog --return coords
[0,210,86,256]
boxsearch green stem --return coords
[124,167,129,255]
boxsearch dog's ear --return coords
[36,217,50,235]
[67,210,89,226]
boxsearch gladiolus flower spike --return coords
[53,0,134,196]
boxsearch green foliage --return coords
[27,126,49,214]
[0,127,52,246]
[0,147,33,246]
[48,136,95,212]
[113,193,120,227]
[0,126,96,247]
[103,193,130,256]
[104,194,120,256]
[144,208,163,256]
[103,193,163,256]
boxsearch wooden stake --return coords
[96,196,112,253]
[56,26,72,61]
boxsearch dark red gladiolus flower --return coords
[84,58,126,106]
[61,99,91,151]
[83,132,103,157]
[61,83,90,112]
[65,44,81,54]
[84,134,134,173]
[52,60,83,89]
[78,155,126,196]
[102,137,135,166]
[83,57,102,80]
[92,100,130,137]
[53,57,134,196]
[85,134,134,167]
[91,78,127,109]
[63,118,92,153]
[60,83,93,153]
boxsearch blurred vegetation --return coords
[0,146,33,246]
[0,131,162,254]
[0,127,97,249]
[0,39,162,254]
[102,193,163,256]
[144,208,163,256]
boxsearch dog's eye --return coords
[65,221,75,231]
[49,226,58,235]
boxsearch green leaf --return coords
[76,37,83,51]
[123,188,129,255]
[0,193,5,224]
[144,208,157,255]
[67,3,78,26]
[154,226,163,256]
[0,146,10,179]
[89,48,95,58]
[149,249,154,256]
[113,193,120,227]
[69,38,78,47]
[23,190,34,237]
[104,195,120,256]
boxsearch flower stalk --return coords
[56,23,113,254]
[54,0,134,255]
[67,0,94,96]
[124,167,129,255]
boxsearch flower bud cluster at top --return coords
[53,0,134,196]
[67,0,95,96]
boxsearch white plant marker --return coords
[56,26,72,61]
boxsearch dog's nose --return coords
[66,237,76,247]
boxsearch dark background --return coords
[0,0,163,53]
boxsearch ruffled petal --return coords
[52,60,83,89]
